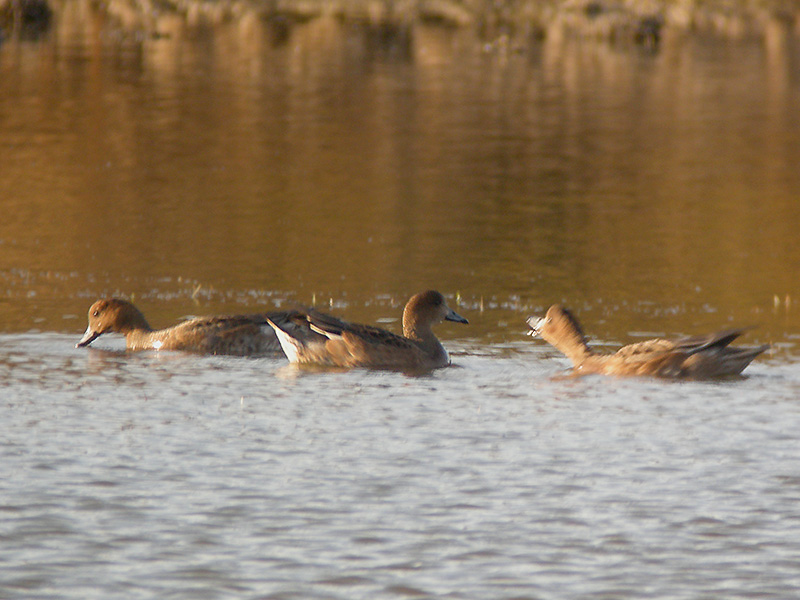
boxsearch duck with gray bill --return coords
[268,290,468,370]
[76,298,297,356]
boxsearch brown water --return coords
[2,8,800,344]
[2,6,800,600]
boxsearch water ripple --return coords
[1,334,800,599]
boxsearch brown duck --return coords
[76,298,298,356]
[268,290,468,370]
[527,304,768,378]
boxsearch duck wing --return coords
[611,327,766,377]
[613,327,754,359]
[613,338,677,359]
[678,328,768,376]
[304,309,431,368]
[169,312,288,356]
[306,309,420,351]
[673,327,754,354]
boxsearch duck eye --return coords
[92,310,100,317]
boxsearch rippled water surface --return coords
[3,2,800,598]
[3,333,800,599]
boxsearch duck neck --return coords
[404,320,446,357]
[120,310,152,334]
[548,335,593,365]
[541,310,594,366]
[404,321,437,344]
[117,308,154,347]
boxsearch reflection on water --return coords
[1,1,799,349]
[2,10,800,597]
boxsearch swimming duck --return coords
[268,290,468,370]
[76,298,292,356]
[527,304,768,378]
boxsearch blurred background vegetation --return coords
[2,0,799,48]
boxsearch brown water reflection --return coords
[1,5,799,352]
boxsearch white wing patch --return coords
[268,321,303,363]
[308,323,342,341]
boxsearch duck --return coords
[526,304,768,378]
[267,290,468,370]
[76,298,295,356]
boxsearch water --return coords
[3,3,800,598]
[2,334,800,599]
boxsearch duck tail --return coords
[719,344,770,375]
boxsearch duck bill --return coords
[526,316,544,337]
[445,308,468,324]
[76,326,100,348]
